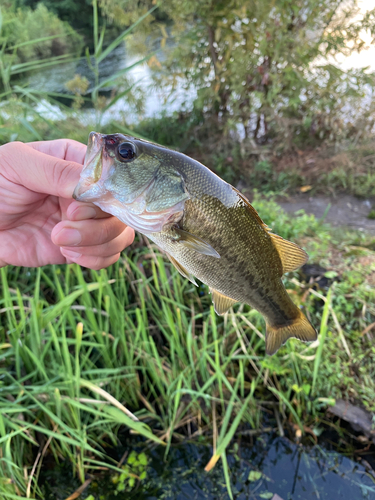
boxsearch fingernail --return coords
[72,206,97,220]
[57,228,82,246]
[61,249,81,260]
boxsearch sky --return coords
[335,0,375,70]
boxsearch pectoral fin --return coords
[166,253,198,286]
[210,288,237,315]
[174,228,220,258]
[269,233,308,274]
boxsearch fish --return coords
[73,132,317,355]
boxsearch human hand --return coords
[0,139,134,268]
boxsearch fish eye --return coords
[118,142,136,161]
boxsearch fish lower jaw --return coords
[73,179,105,201]
[93,199,185,235]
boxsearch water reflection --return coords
[118,436,375,500]
[27,43,196,125]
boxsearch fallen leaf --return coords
[248,470,263,482]
[272,495,284,500]
[300,185,312,193]
[204,453,220,472]
[259,492,273,499]
[147,55,162,69]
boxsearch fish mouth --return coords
[73,132,104,201]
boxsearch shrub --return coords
[0,3,83,64]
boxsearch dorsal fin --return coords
[233,188,307,274]
[166,253,198,286]
[269,233,308,273]
[210,288,237,315]
[233,188,272,232]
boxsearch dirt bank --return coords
[277,194,375,235]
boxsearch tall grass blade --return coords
[312,288,332,395]
[101,407,165,445]
[97,6,157,63]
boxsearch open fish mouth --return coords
[72,131,188,234]
[73,132,104,201]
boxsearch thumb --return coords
[0,141,83,198]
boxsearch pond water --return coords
[42,434,375,500]
[26,43,196,126]
[26,16,375,135]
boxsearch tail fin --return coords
[266,311,317,355]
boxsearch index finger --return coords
[27,139,87,165]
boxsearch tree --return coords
[0,3,83,65]
[153,0,375,146]
[11,0,94,33]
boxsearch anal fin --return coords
[210,288,237,315]
[166,253,198,286]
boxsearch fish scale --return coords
[73,132,318,355]
[150,195,295,321]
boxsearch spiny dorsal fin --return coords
[233,188,307,273]
[210,288,237,315]
[166,253,198,286]
[233,188,272,232]
[269,233,308,274]
[173,227,220,258]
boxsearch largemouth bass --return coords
[73,132,317,354]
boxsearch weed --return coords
[111,451,148,493]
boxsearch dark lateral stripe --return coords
[254,284,292,321]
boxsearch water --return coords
[26,43,196,125]
[26,11,375,132]
[42,435,375,500]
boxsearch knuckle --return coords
[50,160,77,197]
[124,227,135,246]
[96,254,119,270]
[106,254,120,268]
[0,141,23,154]
[91,256,105,271]
[99,221,112,244]
[51,159,66,186]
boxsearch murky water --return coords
[26,43,196,125]
[42,435,375,500]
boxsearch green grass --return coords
[1,196,374,498]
